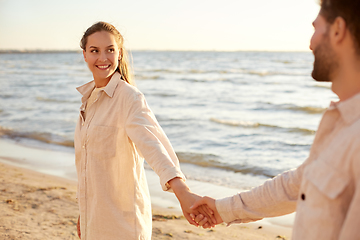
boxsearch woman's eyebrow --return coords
[89,45,114,49]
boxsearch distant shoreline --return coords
[0,49,311,54]
[0,49,81,54]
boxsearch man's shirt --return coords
[216,93,360,240]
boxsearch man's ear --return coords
[83,50,87,62]
[331,16,347,44]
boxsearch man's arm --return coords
[218,167,301,224]
[192,165,304,226]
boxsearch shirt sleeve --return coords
[338,145,360,239]
[216,163,304,224]
[125,91,186,191]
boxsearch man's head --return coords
[310,0,360,82]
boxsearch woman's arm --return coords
[124,91,215,227]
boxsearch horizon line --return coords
[0,49,311,54]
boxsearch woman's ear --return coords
[119,50,122,61]
[83,50,87,62]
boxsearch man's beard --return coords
[311,34,338,82]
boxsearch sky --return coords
[0,0,320,52]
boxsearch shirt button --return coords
[82,145,85,149]
[301,193,306,200]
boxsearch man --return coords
[191,0,360,239]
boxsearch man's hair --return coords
[320,0,360,54]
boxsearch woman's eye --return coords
[108,49,115,53]
[90,49,98,53]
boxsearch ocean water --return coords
[0,51,337,190]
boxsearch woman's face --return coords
[83,31,121,87]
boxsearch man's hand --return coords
[190,196,223,227]
[167,177,216,228]
[77,215,81,239]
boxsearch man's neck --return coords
[331,62,360,101]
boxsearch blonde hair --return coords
[80,22,135,86]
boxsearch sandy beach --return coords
[0,139,293,240]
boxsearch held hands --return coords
[167,177,216,228]
[190,196,223,227]
[179,192,216,228]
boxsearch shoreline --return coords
[0,138,293,239]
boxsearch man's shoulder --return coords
[345,116,360,137]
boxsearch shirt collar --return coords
[103,72,122,98]
[329,92,360,125]
[76,72,122,103]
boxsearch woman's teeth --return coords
[97,65,109,69]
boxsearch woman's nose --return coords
[99,51,107,61]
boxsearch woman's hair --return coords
[80,21,135,86]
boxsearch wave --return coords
[138,68,307,77]
[246,70,273,76]
[210,118,315,135]
[150,69,184,74]
[285,105,326,114]
[0,94,13,99]
[138,68,213,75]
[243,69,308,77]
[151,93,177,98]
[258,102,326,114]
[176,152,221,167]
[275,60,292,64]
[0,126,74,147]
[314,84,331,89]
[35,96,77,104]
[0,125,286,179]
[135,75,162,80]
[176,151,278,178]
[210,118,260,127]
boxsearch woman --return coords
[74,22,214,240]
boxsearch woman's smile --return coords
[96,64,111,70]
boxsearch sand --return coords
[0,139,293,239]
[0,162,79,240]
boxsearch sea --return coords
[0,51,338,190]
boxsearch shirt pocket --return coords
[88,125,118,160]
[304,159,350,199]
